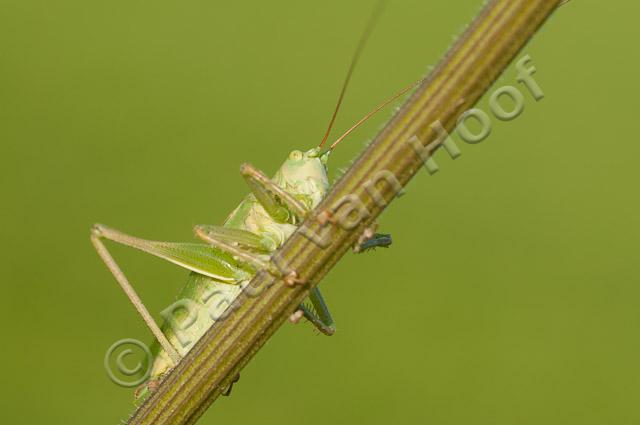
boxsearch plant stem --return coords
[126,1,563,423]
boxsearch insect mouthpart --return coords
[319,150,331,165]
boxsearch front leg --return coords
[240,163,309,222]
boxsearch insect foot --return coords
[353,224,378,253]
[134,376,162,403]
[289,309,304,324]
[222,373,241,397]
[316,209,336,226]
[353,223,393,253]
[283,271,306,287]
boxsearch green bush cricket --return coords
[91,11,417,401]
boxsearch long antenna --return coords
[318,1,386,149]
[329,79,422,151]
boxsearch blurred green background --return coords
[2,0,638,424]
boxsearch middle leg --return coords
[290,287,336,336]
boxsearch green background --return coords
[2,1,638,424]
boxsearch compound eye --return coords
[289,150,303,161]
